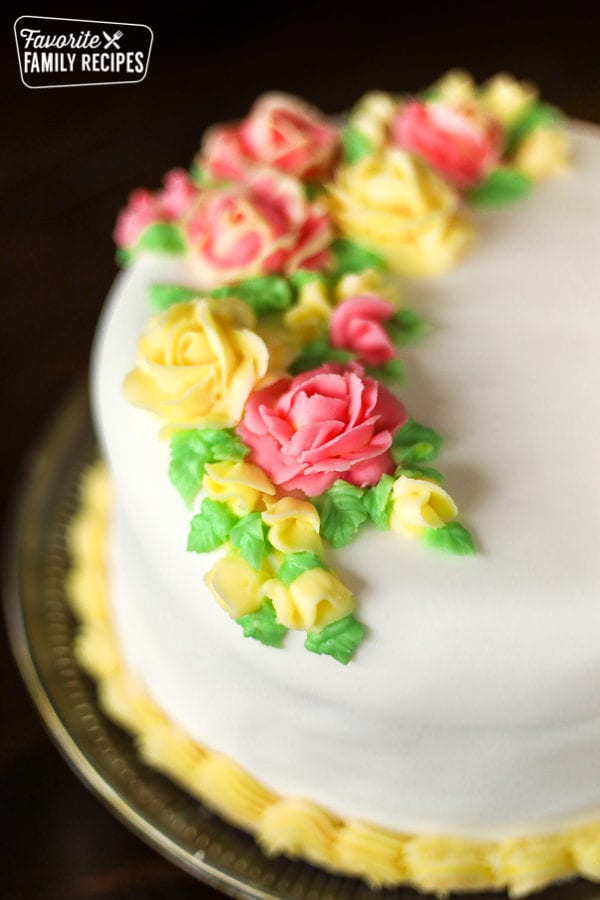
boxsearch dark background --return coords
[2,3,600,897]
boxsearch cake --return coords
[68,71,600,896]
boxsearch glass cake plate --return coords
[3,382,598,900]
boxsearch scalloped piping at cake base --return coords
[66,461,600,898]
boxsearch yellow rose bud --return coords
[262,497,323,555]
[350,91,397,150]
[124,298,268,430]
[434,69,477,105]
[328,148,473,277]
[513,128,569,180]
[204,555,268,618]
[264,568,355,632]
[479,73,538,127]
[390,476,458,538]
[335,269,396,304]
[284,280,333,341]
[203,460,276,515]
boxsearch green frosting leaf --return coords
[229,513,269,570]
[289,270,332,291]
[304,181,325,200]
[342,123,375,165]
[392,418,443,465]
[468,168,532,208]
[236,600,287,648]
[395,464,444,483]
[169,429,248,505]
[134,222,186,255]
[423,522,476,556]
[289,336,354,375]
[331,238,386,277]
[304,614,365,664]
[418,86,443,101]
[506,102,563,154]
[187,499,239,553]
[277,551,328,585]
[316,481,368,548]
[364,474,395,530]
[210,275,293,316]
[149,282,198,312]
[365,358,406,385]
[386,308,430,346]
[189,160,212,187]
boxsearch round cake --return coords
[70,74,600,894]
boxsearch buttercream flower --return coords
[114,169,198,248]
[328,148,472,276]
[264,568,354,631]
[184,171,332,286]
[200,93,339,182]
[335,269,395,303]
[262,497,323,555]
[389,476,458,538]
[203,461,275,515]
[393,101,503,189]
[433,69,477,106]
[124,298,268,429]
[330,295,396,366]
[513,128,569,180]
[237,363,407,496]
[284,279,333,341]
[205,555,270,618]
[479,73,538,127]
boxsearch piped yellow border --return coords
[67,462,600,898]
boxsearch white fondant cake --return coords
[92,123,600,844]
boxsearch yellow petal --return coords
[204,555,267,618]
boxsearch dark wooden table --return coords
[2,5,600,898]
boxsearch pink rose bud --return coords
[114,169,198,248]
[201,93,339,182]
[393,100,503,189]
[184,170,332,285]
[330,295,397,365]
[237,362,407,496]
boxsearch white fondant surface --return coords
[92,125,600,839]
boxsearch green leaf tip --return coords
[331,238,386,277]
[277,551,328,585]
[392,418,443,466]
[342,123,375,165]
[304,614,365,664]
[236,600,288,648]
[149,283,198,312]
[169,428,248,505]
[316,481,368,548]
[468,168,532,208]
[423,521,476,556]
[187,498,239,554]
[210,275,293,316]
[386,308,430,346]
[364,474,395,530]
[229,513,269,570]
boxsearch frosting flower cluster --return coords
[117,72,566,661]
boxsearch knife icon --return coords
[103,30,123,49]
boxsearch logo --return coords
[14,16,153,89]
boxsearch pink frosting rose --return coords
[237,363,407,496]
[184,170,332,285]
[114,169,198,247]
[330,295,396,365]
[201,92,339,182]
[393,100,503,189]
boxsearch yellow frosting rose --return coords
[124,297,268,429]
[434,69,477,105]
[204,555,270,618]
[328,148,472,277]
[335,268,397,304]
[513,128,569,180]
[479,73,538,127]
[284,279,333,341]
[264,568,354,632]
[390,476,458,538]
[262,497,323,555]
[349,91,397,151]
[203,460,276,515]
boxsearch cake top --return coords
[111,71,569,664]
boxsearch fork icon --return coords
[102,30,123,49]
